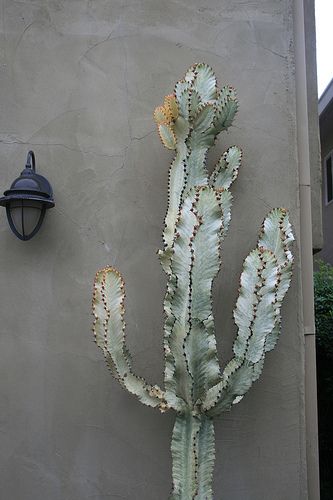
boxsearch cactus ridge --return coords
[91,63,294,499]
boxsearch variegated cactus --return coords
[92,63,294,499]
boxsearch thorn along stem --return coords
[91,63,294,498]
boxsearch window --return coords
[325,152,333,204]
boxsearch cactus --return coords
[92,63,294,499]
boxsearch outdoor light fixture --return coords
[0,151,55,240]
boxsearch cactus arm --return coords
[92,267,167,410]
[202,208,294,416]
[233,249,279,362]
[164,185,240,409]
[202,249,280,415]
[163,194,199,407]
[163,152,187,249]
[160,186,240,407]
[259,208,294,352]
[185,187,224,404]
[209,145,242,190]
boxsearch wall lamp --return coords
[0,151,55,240]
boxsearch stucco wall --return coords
[0,1,309,499]
[304,0,322,253]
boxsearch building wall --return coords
[304,0,323,253]
[317,101,333,264]
[0,1,316,499]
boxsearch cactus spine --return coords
[92,63,294,499]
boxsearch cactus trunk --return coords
[171,413,215,500]
[91,63,294,498]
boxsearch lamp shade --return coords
[0,151,55,240]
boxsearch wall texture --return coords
[0,1,316,499]
[304,0,322,253]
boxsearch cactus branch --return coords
[202,208,294,416]
[92,266,167,410]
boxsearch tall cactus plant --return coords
[92,63,294,499]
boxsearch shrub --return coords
[314,260,333,499]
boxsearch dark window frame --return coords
[324,151,333,205]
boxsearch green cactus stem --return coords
[91,63,294,499]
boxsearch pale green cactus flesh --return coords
[91,63,294,499]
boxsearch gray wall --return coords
[304,0,323,252]
[317,99,333,264]
[0,1,312,499]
